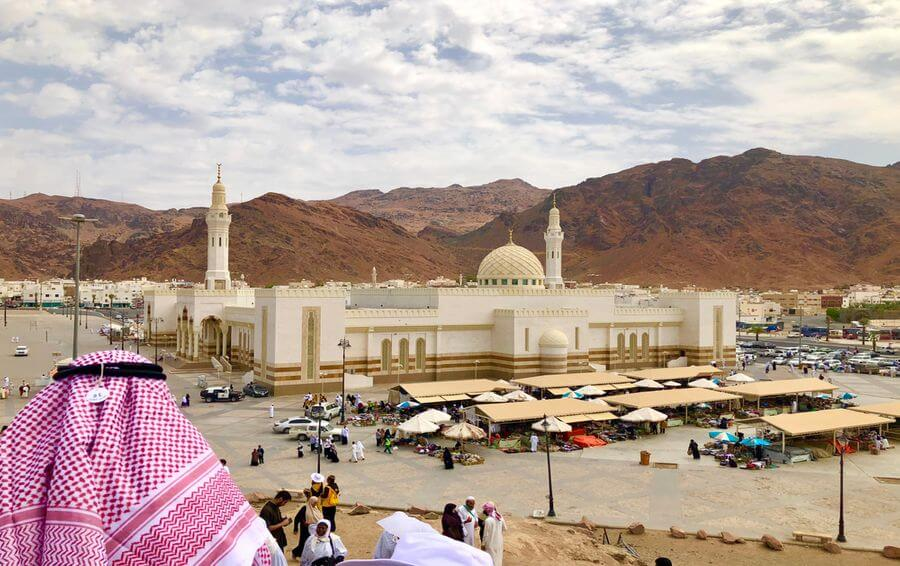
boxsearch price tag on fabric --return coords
[86,387,110,403]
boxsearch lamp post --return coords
[149,317,164,362]
[59,213,98,359]
[836,433,848,543]
[539,414,556,517]
[311,404,325,474]
[337,338,351,422]
[108,294,115,345]
[474,359,480,380]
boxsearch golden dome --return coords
[476,235,545,288]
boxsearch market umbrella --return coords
[839,392,857,400]
[442,422,487,442]
[575,385,607,396]
[708,431,739,442]
[531,415,573,433]
[399,414,440,434]
[471,391,508,403]
[662,381,681,387]
[688,378,719,389]
[588,398,612,409]
[493,379,517,390]
[418,408,452,424]
[740,437,771,447]
[633,379,664,389]
[377,511,436,537]
[397,401,420,409]
[727,373,755,383]
[620,407,668,423]
[503,389,537,402]
[694,402,711,409]
[562,391,584,399]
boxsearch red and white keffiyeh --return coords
[0,350,275,565]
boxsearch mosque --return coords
[143,170,737,395]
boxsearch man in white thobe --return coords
[351,441,362,463]
[269,403,275,418]
[456,497,479,547]
[530,433,539,453]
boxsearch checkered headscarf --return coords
[0,350,276,565]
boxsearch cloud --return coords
[0,0,898,208]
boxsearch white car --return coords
[787,331,800,338]
[14,345,29,357]
[273,416,316,434]
[305,402,341,420]
[773,356,787,365]
[292,422,342,441]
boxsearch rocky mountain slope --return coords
[329,178,548,234]
[453,149,899,288]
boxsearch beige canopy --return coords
[760,408,892,436]
[725,378,838,400]
[622,365,723,381]
[512,372,632,390]
[850,401,900,420]
[475,398,613,424]
[393,379,514,402]
[604,387,740,409]
[558,413,618,424]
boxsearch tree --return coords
[748,325,765,342]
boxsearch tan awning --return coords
[398,379,514,400]
[559,414,589,424]
[604,388,740,409]
[850,401,900,419]
[621,365,724,381]
[441,394,470,402]
[546,387,573,396]
[415,396,446,404]
[725,378,838,400]
[475,398,613,424]
[585,412,617,422]
[512,372,632,389]
[761,408,893,436]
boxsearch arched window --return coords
[305,311,318,380]
[399,338,409,372]
[629,333,637,361]
[416,338,425,370]
[381,339,391,372]
[617,334,625,360]
[641,332,650,361]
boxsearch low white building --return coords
[144,170,738,395]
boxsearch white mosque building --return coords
[143,170,737,395]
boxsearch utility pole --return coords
[59,213,98,359]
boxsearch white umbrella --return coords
[377,512,436,537]
[633,379,664,389]
[588,398,612,409]
[442,422,486,441]
[531,415,573,433]
[493,379,517,391]
[503,389,537,402]
[574,385,607,396]
[727,373,755,383]
[620,407,668,423]
[662,381,681,387]
[471,391,508,403]
[688,378,719,389]
[398,414,439,434]
[418,408,452,423]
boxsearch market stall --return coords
[512,372,634,399]
[603,388,740,425]
[850,401,900,425]
[725,378,839,412]
[621,365,724,383]
[389,379,516,405]
[743,408,893,456]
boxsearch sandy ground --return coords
[259,502,893,565]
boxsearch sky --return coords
[0,0,898,209]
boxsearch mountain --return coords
[0,194,198,279]
[80,193,464,285]
[329,178,548,234]
[453,149,900,288]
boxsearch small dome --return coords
[539,329,569,348]
[477,240,545,288]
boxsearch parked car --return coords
[14,345,29,357]
[243,382,270,397]
[292,422,342,441]
[305,402,341,420]
[787,331,800,338]
[773,356,787,365]
[200,386,244,403]
[273,416,316,434]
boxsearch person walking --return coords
[269,403,275,419]
[291,496,323,560]
[356,440,366,461]
[481,502,506,566]
[256,444,265,464]
[250,447,259,466]
[341,425,350,446]
[297,441,305,459]
[259,490,292,553]
[383,435,393,454]
[375,428,383,447]
[687,439,700,460]
[442,503,465,542]
[351,440,362,463]
[322,475,340,532]
[457,497,479,547]
[184,393,190,407]
[443,447,454,470]
[530,432,539,453]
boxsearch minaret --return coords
[544,192,564,289]
[205,164,232,290]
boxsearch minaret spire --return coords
[205,165,232,290]
[544,193,564,289]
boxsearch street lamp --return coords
[836,433,848,543]
[337,337,351,422]
[59,213,98,359]
[535,414,557,517]
[311,404,325,474]
[149,317,164,361]
[474,359,480,380]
